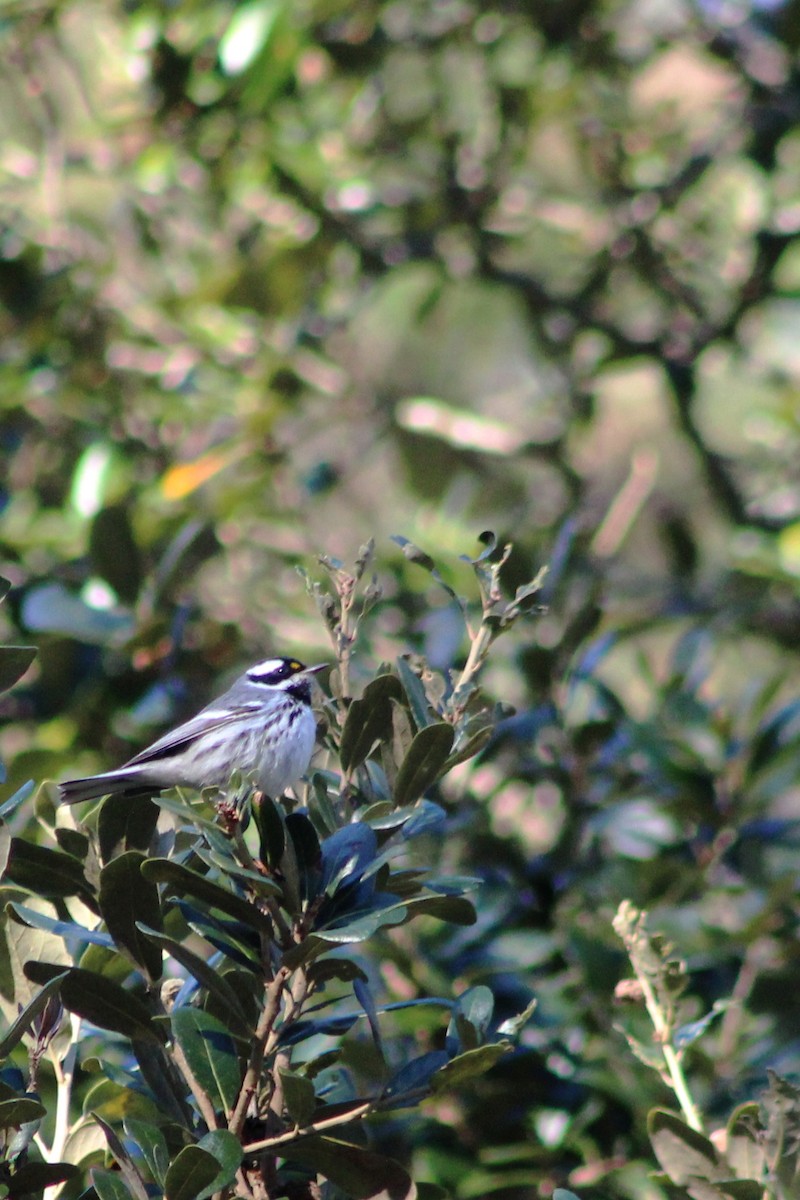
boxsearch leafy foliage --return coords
[0,544,542,1198]
[2,0,800,1196]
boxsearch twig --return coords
[228,967,290,1137]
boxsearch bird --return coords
[59,657,326,805]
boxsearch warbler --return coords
[59,657,326,804]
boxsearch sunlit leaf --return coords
[171,1008,242,1114]
[163,1145,219,1200]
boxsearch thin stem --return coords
[637,970,704,1133]
[229,967,290,1136]
[243,1084,431,1156]
[450,619,495,715]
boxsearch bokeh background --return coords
[2,0,800,1196]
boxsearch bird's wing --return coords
[122,703,262,767]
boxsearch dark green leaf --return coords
[25,966,163,1043]
[99,852,163,981]
[171,1007,242,1113]
[93,1112,150,1200]
[135,925,251,1036]
[340,674,404,774]
[288,1135,416,1200]
[395,657,434,730]
[141,858,271,932]
[164,1145,220,1200]
[7,1162,79,1191]
[4,839,93,901]
[306,957,368,986]
[315,904,409,943]
[430,1043,510,1092]
[279,1068,317,1126]
[252,792,285,870]
[124,1117,169,1188]
[176,901,260,971]
[0,646,36,693]
[131,1039,194,1127]
[392,723,455,807]
[443,725,494,770]
[194,1130,243,1199]
[398,894,476,927]
[0,1096,46,1129]
[648,1109,725,1184]
[383,1051,450,1101]
[92,1169,136,1200]
[284,811,321,905]
[98,794,159,862]
[89,503,142,603]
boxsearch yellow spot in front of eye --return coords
[289,660,302,671]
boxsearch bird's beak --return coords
[305,663,328,675]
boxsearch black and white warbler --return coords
[59,657,326,805]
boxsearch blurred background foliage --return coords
[2,0,800,1195]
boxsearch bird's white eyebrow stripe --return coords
[248,658,286,676]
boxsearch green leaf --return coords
[4,839,93,901]
[252,792,285,870]
[398,894,476,927]
[0,971,67,1058]
[170,1007,242,1114]
[194,1130,243,1199]
[92,1168,137,1200]
[284,811,321,906]
[287,1135,416,1200]
[141,858,271,932]
[340,674,404,774]
[392,723,455,807]
[648,1109,725,1184]
[0,646,36,693]
[135,926,251,1036]
[395,657,434,730]
[0,1096,46,1128]
[98,794,159,861]
[25,966,162,1043]
[278,1069,317,1127]
[6,1162,80,1192]
[93,1112,150,1200]
[164,1145,220,1200]
[430,1043,510,1092]
[99,852,163,981]
[124,1118,169,1188]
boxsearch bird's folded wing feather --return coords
[123,704,261,766]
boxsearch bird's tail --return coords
[59,771,154,805]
